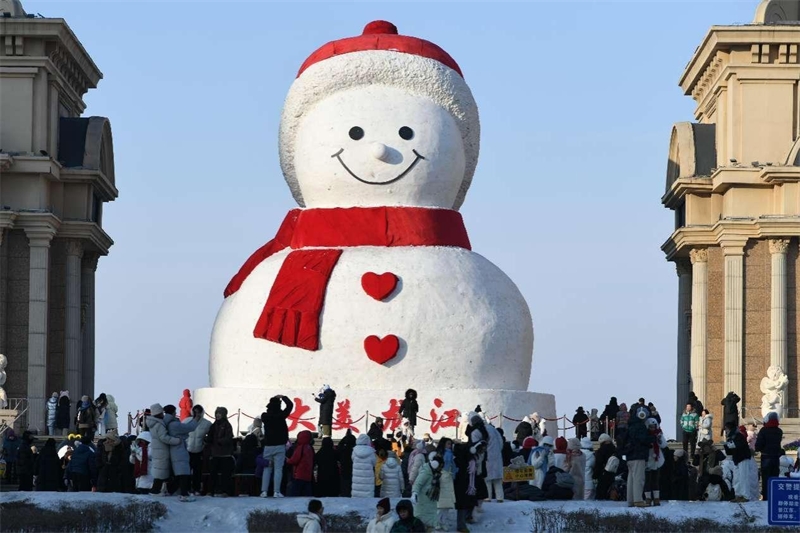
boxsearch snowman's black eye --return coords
[349,126,364,141]
[399,126,414,140]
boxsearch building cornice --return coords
[680,25,800,96]
[60,168,118,202]
[0,18,102,86]
[0,210,17,229]
[662,216,800,260]
[14,211,60,244]
[58,220,113,256]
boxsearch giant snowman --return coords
[194,21,556,437]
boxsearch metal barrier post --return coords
[237,408,241,435]
[365,411,370,434]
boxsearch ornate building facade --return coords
[663,0,800,433]
[0,0,117,431]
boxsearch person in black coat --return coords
[671,449,689,501]
[756,411,784,500]
[453,442,478,532]
[16,431,35,491]
[399,389,419,430]
[593,434,616,500]
[55,393,71,435]
[721,392,740,437]
[314,437,340,497]
[600,397,620,435]
[314,385,336,438]
[337,429,356,497]
[34,438,63,491]
[572,407,589,439]
[368,418,391,452]
[237,433,259,475]
[688,391,704,416]
[96,434,124,493]
[514,418,533,443]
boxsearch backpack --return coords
[605,455,620,474]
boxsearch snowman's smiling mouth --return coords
[331,148,425,185]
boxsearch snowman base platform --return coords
[194,386,556,439]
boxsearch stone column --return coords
[724,247,745,400]
[64,240,83,403]
[690,248,708,404]
[25,229,55,431]
[769,239,789,375]
[676,261,692,436]
[81,253,98,400]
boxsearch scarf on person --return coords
[427,464,442,502]
[133,442,149,478]
[223,207,471,351]
[467,458,477,496]
[565,448,582,470]
[765,418,780,428]
[649,428,662,461]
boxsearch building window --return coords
[90,194,102,225]
[675,202,686,230]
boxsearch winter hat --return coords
[541,436,555,447]
[522,437,537,450]
[674,449,685,458]
[215,406,229,418]
[163,404,177,416]
[646,418,659,429]
[136,431,152,443]
[149,403,164,416]
[396,499,415,516]
[279,20,480,210]
[470,430,483,444]
[580,437,593,450]
[377,497,391,514]
[598,433,612,444]
[567,438,581,451]
[554,437,568,454]
[51,391,58,398]
[59,390,69,400]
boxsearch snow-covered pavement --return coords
[0,492,775,532]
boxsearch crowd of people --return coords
[1,386,799,532]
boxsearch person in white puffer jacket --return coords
[698,410,713,443]
[130,431,154,493]
[644,418,668,506]
[528,436,554,488]
[380,451,404,497]
[580,437,595,500]
[351,434,377,498]
[185,405,212,495]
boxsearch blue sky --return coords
[25,1,760,437]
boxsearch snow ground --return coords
[0,492,776,532]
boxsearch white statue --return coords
[0,353,7,408]
[760,365,789,418]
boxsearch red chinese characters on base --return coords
[429,398,459,434]
[287,397,316,432]
[381,399,404,432]
[332,399,360,433]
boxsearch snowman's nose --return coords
[370,142,390,162]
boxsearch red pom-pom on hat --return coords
[297,20,463,78]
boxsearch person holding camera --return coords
[260,395,293,498]
[314,385,336,438]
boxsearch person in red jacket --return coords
[179,390,193,421]
[288,430,315,497]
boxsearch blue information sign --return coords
[769,478,800,526]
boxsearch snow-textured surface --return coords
[0,492,775,533]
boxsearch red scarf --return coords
[650,428,662,460]
[225,207,471,351]
[133,442,148,478]
[765,418,780,428]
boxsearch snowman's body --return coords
[210,245,532,391]
[196,22,556,436]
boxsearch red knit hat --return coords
[554,436,568,454]
[298,20,463,78]
[522,436,538,450]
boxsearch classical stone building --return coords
[0,0,116,431]
[663,0,800,433]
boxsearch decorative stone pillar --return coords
[724,247,745,401]
[676,260,692,437]
[24,228,55,431]
[64,240,83,403]
[690,248,708,404]
[769,239,789,378]
[81,253,98,400]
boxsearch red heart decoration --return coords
[361,272,398,301]
[364,335,400,365]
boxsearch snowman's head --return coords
[280,21,480,210]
